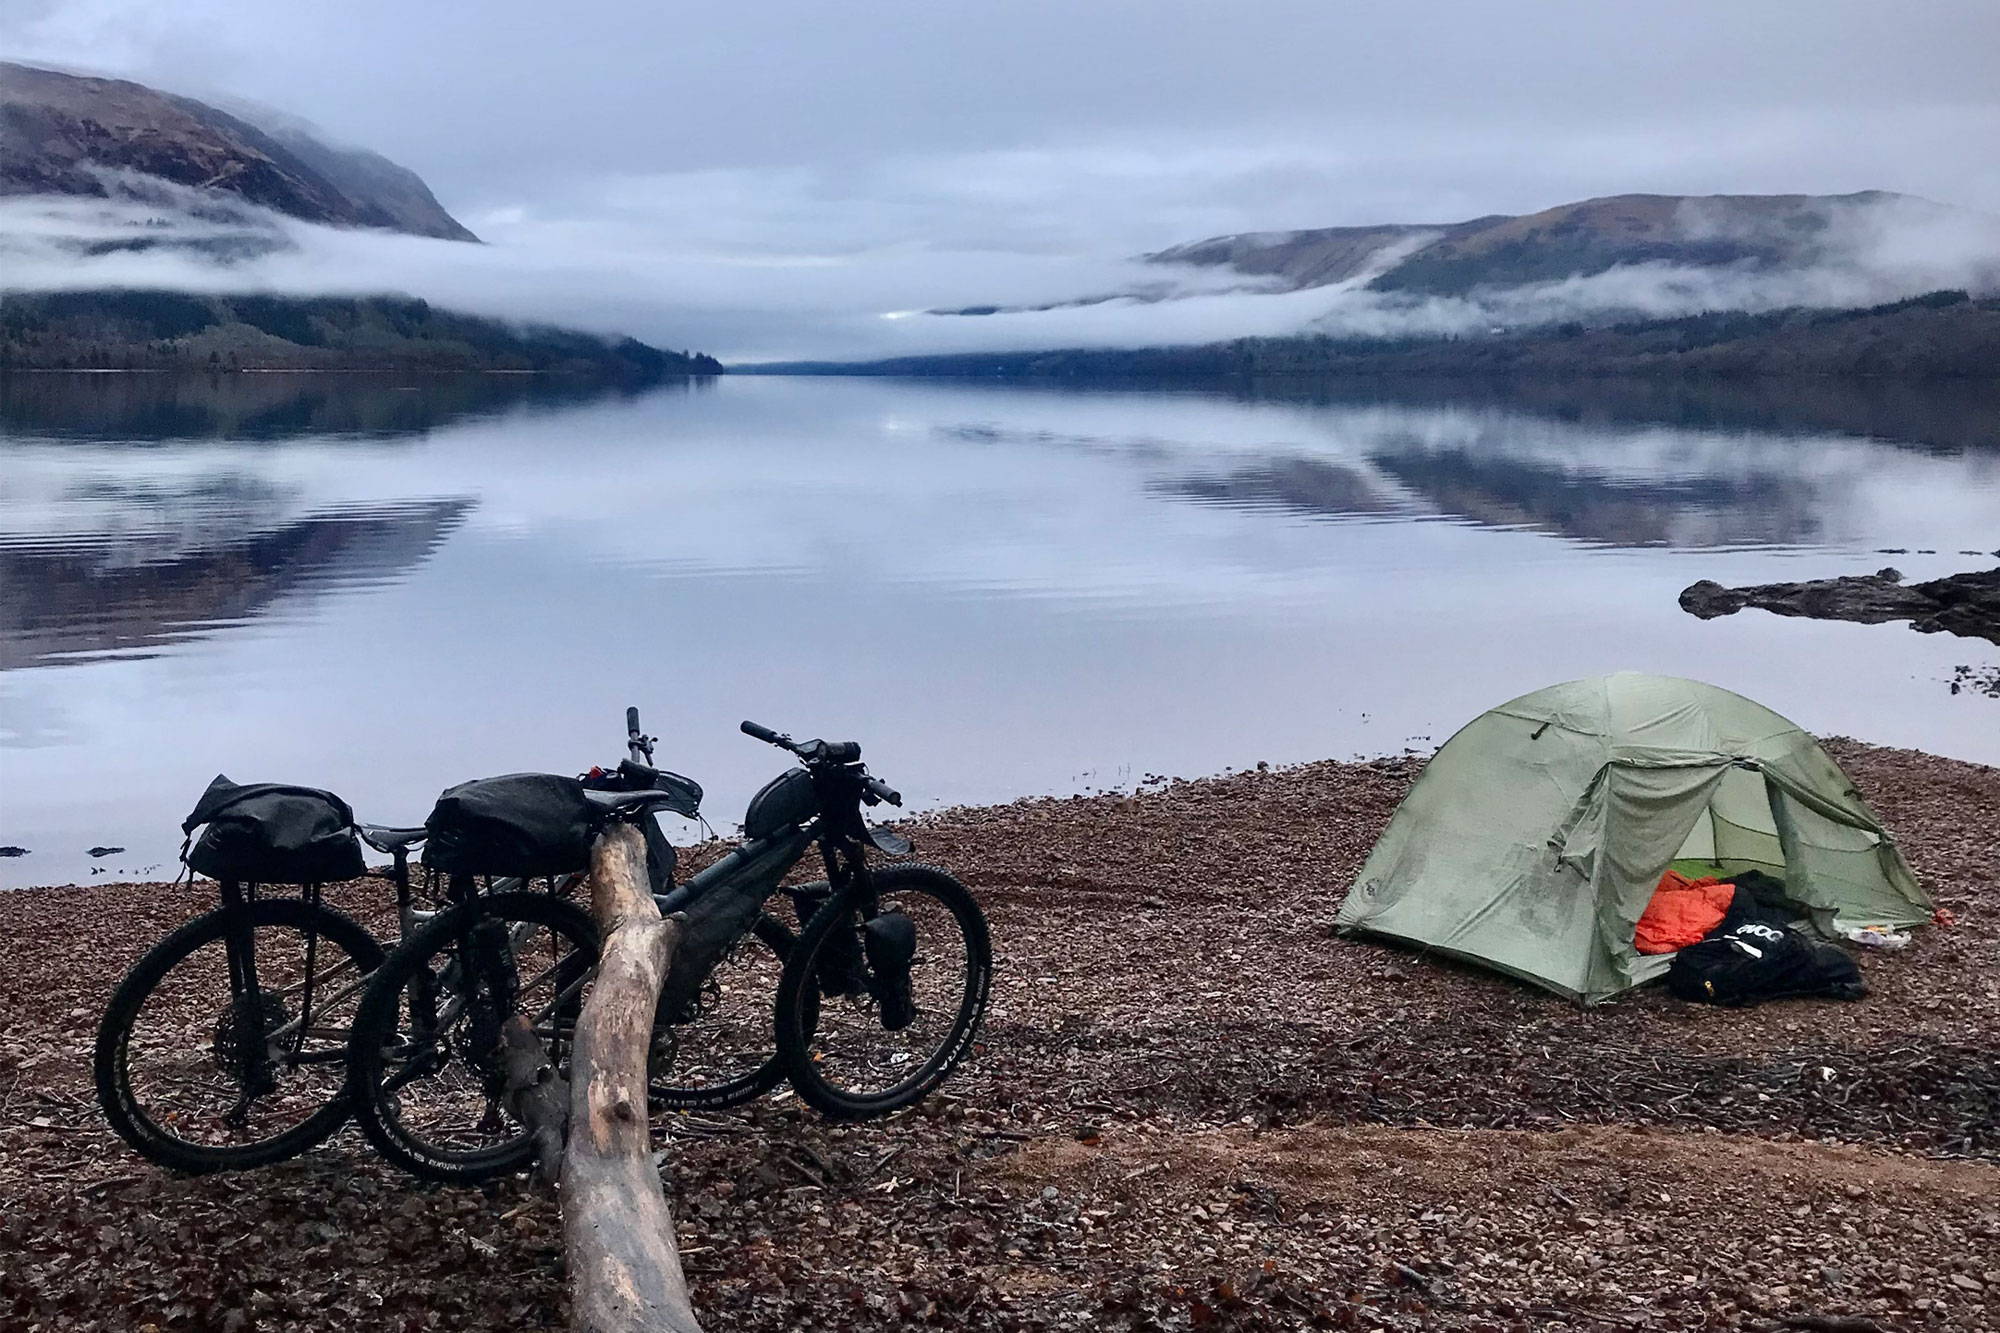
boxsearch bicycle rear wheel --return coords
[773,864,990,1120]
[649,910,799,1112]
[346,892,598,1184]
[94,898,383,1173]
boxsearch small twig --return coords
[782,1150,829,1189]
[1389,1262,1433,1293]
[865,1144,908,1180]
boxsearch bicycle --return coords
[733,720,992,1121]
[92,714,694,1175]
[92,780,417,1174]
[338,707,726,1183]
[345,717,992,1183]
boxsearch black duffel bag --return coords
[1667,919,1866,1007]
[422,773,601,878]
[183,775,368,885]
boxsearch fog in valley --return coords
[5,0,1998,361]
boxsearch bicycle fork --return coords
[808,844,919,1030]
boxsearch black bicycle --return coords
[94,779,411,1175]
[93,715,694,1176]
[735,720,992,1121]
[345,717,991,1182]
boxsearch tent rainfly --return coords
[1335,673,1928,1004]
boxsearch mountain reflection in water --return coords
[0,497,474,670]
[0,370,711,443]
[1149,456,1398,520]
[1363,446,1817,548]
[1,371,1995,887]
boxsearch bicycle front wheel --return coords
[94,898,384,1173]
[346,892,598,1184]
[773,864,991,1120]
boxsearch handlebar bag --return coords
[182,775,368,885]
[422,773,600,878]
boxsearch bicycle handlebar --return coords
[740,719,793,750]
[743,717,900,806]
[627,705,654,764]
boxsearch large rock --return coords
[1680,566,2000,645]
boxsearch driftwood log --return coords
[500,1012,569,1186]
[560,822,704,1333]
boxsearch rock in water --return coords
[1680,567,2000,646]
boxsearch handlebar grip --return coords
[741,720,786,746]
[864,775,903,807]
[626,706,641,735]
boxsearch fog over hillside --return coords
[3,1,1997,362]
[8,184,1996,365]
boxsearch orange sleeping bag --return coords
[1634,870,1735,955]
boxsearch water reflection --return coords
[2,372,1995,887]
[0,370,710,443]
[0,498,473,669]
[1150,455,1397,520]
[1363,444,1820,548]
[928,401,1881,549]
[1231,375,2000,457]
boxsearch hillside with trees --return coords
[0,290,721,377]
[1,63,721,375]
[770,291,2000,382]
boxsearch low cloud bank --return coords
[4,181,1995,364]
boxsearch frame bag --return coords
[182,775,368,885]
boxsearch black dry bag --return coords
[1667,920,1867,1007]
[182,775,367,885]
[422,773,600,878]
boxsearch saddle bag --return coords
[182,775,367,885]
[422,773,601,878]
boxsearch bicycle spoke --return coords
[649,915,787,1107]
[354,895,597,1179]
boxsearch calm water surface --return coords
[3,372,1997,887]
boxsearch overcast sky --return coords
[6,1,1999,359]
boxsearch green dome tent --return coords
[1335,673,1928,1004]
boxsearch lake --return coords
[3,371,1997,888]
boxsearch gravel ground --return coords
[1,741,1995,1332]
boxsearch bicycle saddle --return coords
[583,788,687,816]
[358,824,428,853]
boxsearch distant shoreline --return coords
[747,290,2000,383]
[6,738,1994,893]
[0,290,725,378]
[0,366,708,377]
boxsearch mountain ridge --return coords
[0,63,724,378]
[1141,190,1941,297]
[0,60,476,241]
